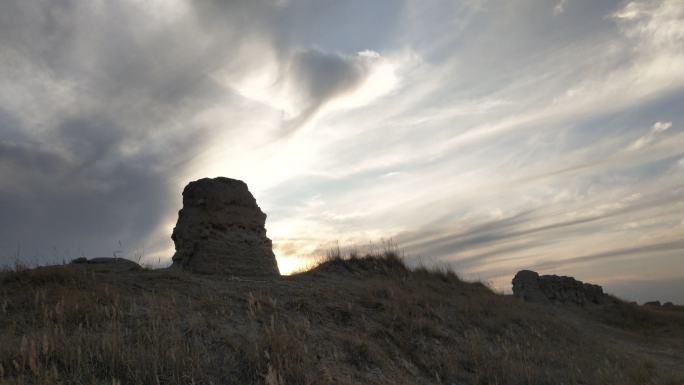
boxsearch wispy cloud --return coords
[553,0,567,16]
[629,121,673,150]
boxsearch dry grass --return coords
[0,254,682,385]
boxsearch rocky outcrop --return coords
[512,270,612,306]
[170,177,280,277]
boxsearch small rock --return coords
[70,257,142,271]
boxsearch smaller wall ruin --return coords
[512,270,613,306]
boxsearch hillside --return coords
[1,253,683,385]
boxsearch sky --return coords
[1,0,683,303]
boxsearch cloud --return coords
[553,0,567,16]
[0,136,176,263]
[611,1,684,63]
[0,0,406,264]
[393,185,682,265]
[288,49,369,108]
[226,48,395,135]
[0,0,296,264]
[281,49,374,133]
[629,120,673,150]
[652,121,672,132]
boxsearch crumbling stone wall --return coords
[512,270,611,306]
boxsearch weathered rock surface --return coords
[170,177,280,276]
[512,270,612,306]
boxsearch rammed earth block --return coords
[171,177,280,276]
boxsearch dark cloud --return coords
[0,1,233,264]
[0,136,172,263]
[282,48,371,133]
[289,49,369,103]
